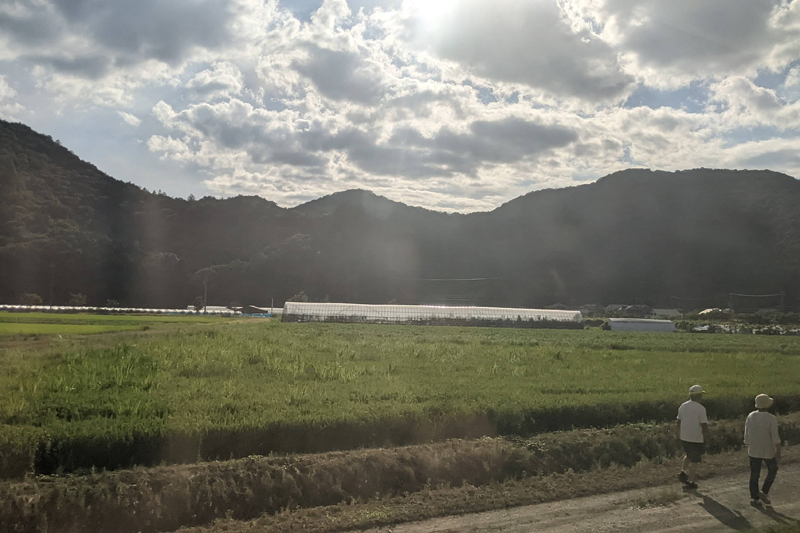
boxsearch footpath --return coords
[364,463,800,532]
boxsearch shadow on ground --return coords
[697,493,753,531]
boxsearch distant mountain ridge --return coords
[1,119,799,310]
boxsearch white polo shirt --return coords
[677,399,708,443]
[744,411,781,459]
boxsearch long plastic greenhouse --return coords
[282,302,584,328]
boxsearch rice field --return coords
[0,311,233,336]
[1,317,799,476]
[0,323,141,336]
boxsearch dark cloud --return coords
[744,148,800,167]
[423,0,634,101]
[328,117,578,178]
[26,55,112,80]
[0,7,63,47]
[61,0,232,64]
[3,0,235,76]
[603,0,790,77]
[293,46,386,104]
[391,117,577,165]
[165,100,577,180]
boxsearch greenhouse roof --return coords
[282,302,583,322]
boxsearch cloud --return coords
[786,67,800,88]
[405,0,634,102]
[587,0,800,87]
[0,75,25,119]
[0,0,276,107]
[52,0,235,65]
[186,61,244,100]
[118,110,141,127]
[26,54,112,80]
[711,76,800,129]
[293,46,387,104]
[2,0,800,212]
[150,93,578,184]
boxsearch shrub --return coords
[17,293,42,306]
[68,293,87,306]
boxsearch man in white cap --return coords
[745,393,781,505]
[676,384,709,489]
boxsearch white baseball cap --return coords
[689,385,706,394]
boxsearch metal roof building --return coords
[608,318,676,332]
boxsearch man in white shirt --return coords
[676,384,709,489]
[744,393,781,505]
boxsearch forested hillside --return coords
[1,119,799,309]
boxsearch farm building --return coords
[608,318,676,332]
[282,302,583,328]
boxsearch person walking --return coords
[677,384,709,489]
[745,393,781,505]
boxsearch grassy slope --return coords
[1,320,799,475]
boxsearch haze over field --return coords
[1,0,800,211]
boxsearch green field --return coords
[0,311,232,337]
[0,323,141,335]
[1,317,799,476]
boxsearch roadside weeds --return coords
[180,446,799,533]
[3,414,799,533]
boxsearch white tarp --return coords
[608,318,676,332]
[282,302,583,324]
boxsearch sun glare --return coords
[408,0,461,29]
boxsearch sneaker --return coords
[759,492,771,505]
[751,498,762,506]
[684,482,699,490]
[678,471,689,484]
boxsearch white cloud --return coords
[711,77,800,129]
[186,61,244,100]
[118,110,141,127]
[582,0,800,88]
[1,0,799,212]
[0,75,25,119]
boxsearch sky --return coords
[1,0,800,212]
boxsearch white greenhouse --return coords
[282,302,584,328]
[608,318,676,333]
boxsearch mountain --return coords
[1,118,799,310]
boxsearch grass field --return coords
[1,317,799,477]
[0,323,142,335]
[0,311,230,336]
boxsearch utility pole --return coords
[49,263,55,307]
[203,275,208,314]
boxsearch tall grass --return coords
[3,413,800,533]
[1,322,799,476]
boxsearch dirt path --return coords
[365,464,800,532]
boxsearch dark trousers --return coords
[749,456,778,498]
